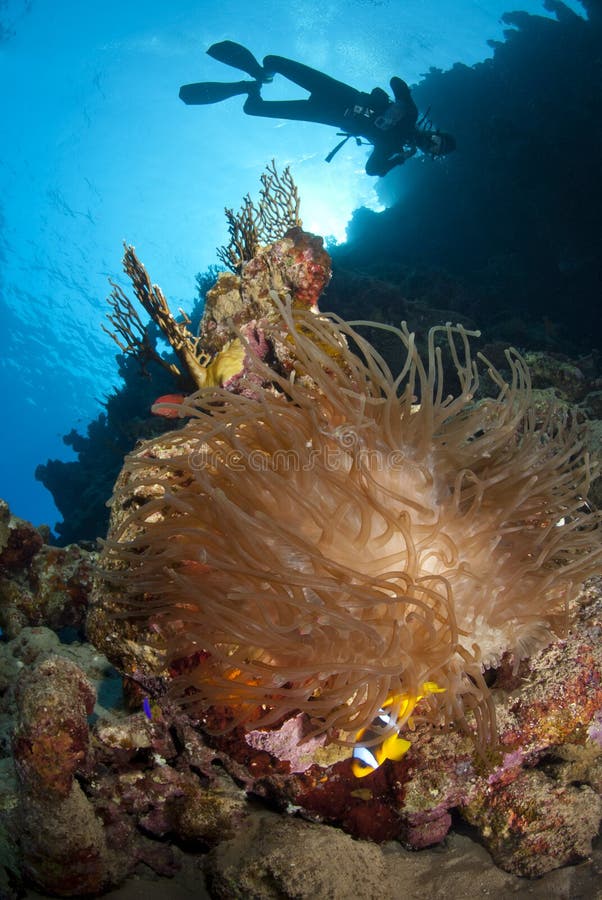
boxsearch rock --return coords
[0,626,120,756]
[201,227,331,357]
[0,499,95,639]
[205,811,387,900]
[168,777,248,847]
[10,656,128,895]
[16,782,121,896]
[462,768,602,877]
[0,504,43,573]
[524,351,590,403]
[0,758,22,899]
[12,656,95,797]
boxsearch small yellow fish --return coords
[351,682,445,778]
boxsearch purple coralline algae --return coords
[587,709,602,747]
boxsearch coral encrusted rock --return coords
[11,656,127,896]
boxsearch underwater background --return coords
[0,0,599,540]
[2,4,602,897]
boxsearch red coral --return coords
[282,227,332,307]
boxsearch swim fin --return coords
[207,41,267,81]
[179,80,254,105]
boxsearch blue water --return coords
[0,0,585,533]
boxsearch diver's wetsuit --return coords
[180,44,445,177]
[243,56,419,177]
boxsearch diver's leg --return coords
[207,41,270,81]
[263,55,356,104]
[180,81,257,105]
[243,91,328,123]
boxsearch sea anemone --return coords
[101,301,601,748]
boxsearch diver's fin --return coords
[179,80,254,105]
[207,41,266,81]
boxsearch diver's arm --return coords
[390,77,416,105]
[365,145,416,176]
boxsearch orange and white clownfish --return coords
[351,681,445,778]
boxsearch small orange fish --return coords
[352,682,445,778]
[151,394,186,418]
[352,723,412,778]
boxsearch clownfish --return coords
[351,681,445,778]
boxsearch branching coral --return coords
[217,160,302,272]
[103,162,303,389]
[103,244,209,389]
[100,301,602,749]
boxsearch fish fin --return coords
[378,733,412,765]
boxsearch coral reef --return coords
[103,162,307,395]
[99,576,601,878]
[190,577,602,877]
[85,227,602,889]
[217,159,302,272]
[35,352,179,545]
[339,0,602,354]
[0,500,95,637]
[96,270,601,755]
[18,13,602,871]
[4,212,600,896]
[1,557,602,894]
[1,380,602,897]
[37,164,311,545]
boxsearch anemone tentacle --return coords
[100,303,602,749]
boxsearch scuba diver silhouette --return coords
[179,41,456,177]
